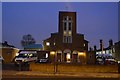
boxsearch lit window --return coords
[84,44,85,47]
[68,31,71,36]
[64,31,67,36]
[62,16,72,43]
[46,42,50,46]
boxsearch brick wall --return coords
[30,63,118,73]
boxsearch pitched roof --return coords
[24,44,42,49]
[0,42,15,48]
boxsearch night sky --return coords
[2,2,118,49]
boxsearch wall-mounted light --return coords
[46,42,50,46]
[50,51,55,55]
[78,52,86,56]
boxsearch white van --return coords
[14,50,37,64]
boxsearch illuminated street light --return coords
[46,42,50,46]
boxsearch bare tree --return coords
[21,34,36,48]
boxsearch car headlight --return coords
[22,59,26,62]
[15,59,17,62]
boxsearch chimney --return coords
[109,39,113,47]
[100,39,104,51]
[94,45,97,51]
[89,47,93,51]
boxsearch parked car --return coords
[96,56,105,65]
[36,58,48,63]
[105,56,116,65]
[14,50,37,65]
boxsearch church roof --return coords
[24,44,42,49]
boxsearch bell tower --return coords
[58,11,76,44]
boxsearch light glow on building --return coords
[78,52,86,56]
[46,42,50,46]
[66,53,70,59]
[16,53,19,56]
[46,53,48,58]
[50,51,55,55]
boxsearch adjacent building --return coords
[112,41,120,61]
[0,41,19,63]
[87,39,116,64]
[95,39,114,57]
[43,11,88,64]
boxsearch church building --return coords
[43,11,88,64]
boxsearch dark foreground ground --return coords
[2,78,120,80]
[2,71,120,80]
[2,63,120,80]
[2,76,120,80]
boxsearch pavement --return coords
[2,70,120,78]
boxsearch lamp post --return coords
[50,51,56,74]
[54,53,56,74]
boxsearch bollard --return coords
[23,62,29,71]
[25,62,29,71]
[18,63,22,71]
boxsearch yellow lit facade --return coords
[43,11,88,64]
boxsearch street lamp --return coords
[50,51,56,74]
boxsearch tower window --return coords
[69,17,72,20]
[68,22,72,30]
[63,16,72,43]
[64,31,67,36]
[63,36,67,43]
[68,36,72,43]
[63,16,67,20]
[64,22,67,30]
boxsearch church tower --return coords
[58,11,76,44]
